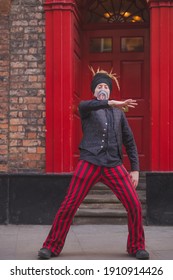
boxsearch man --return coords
[38,69,149,260]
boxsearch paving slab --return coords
[0,225,173,260]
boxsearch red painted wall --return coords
[150,0,173,170]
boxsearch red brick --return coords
[0,0,46,173]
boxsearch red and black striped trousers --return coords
[43,160,145,255]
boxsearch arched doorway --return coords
[44,0,150,173]
[72,0,150,171]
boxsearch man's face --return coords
[94,83,110,100]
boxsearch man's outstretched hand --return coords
[108,99,138,111]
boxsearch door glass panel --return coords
[78,0,149,24]
[121,37,144,52]
[90,38,112,53]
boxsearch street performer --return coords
[38,68,149,260]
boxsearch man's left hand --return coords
[108,99,138,111]
[129,171,139,188]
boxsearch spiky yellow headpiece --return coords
[89,66,120,91]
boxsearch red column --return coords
[44,0,77,172]
[149,0,173,170]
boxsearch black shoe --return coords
[38,248,53,259]
[135,250,149,260]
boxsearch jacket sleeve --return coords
[79,99,109,118]
[121,112,140,171]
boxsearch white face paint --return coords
[94,83,110,100]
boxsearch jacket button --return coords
[101,146,103,148]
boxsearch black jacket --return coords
[78,99,139,171]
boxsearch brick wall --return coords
[0,13,9,172]
[0,0,46,173]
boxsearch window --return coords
[78,0,149,24]
[90,37,112,53]
[121,37,144,52]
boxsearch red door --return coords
[80,27,150,171]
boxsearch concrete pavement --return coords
[0,224,173,260]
